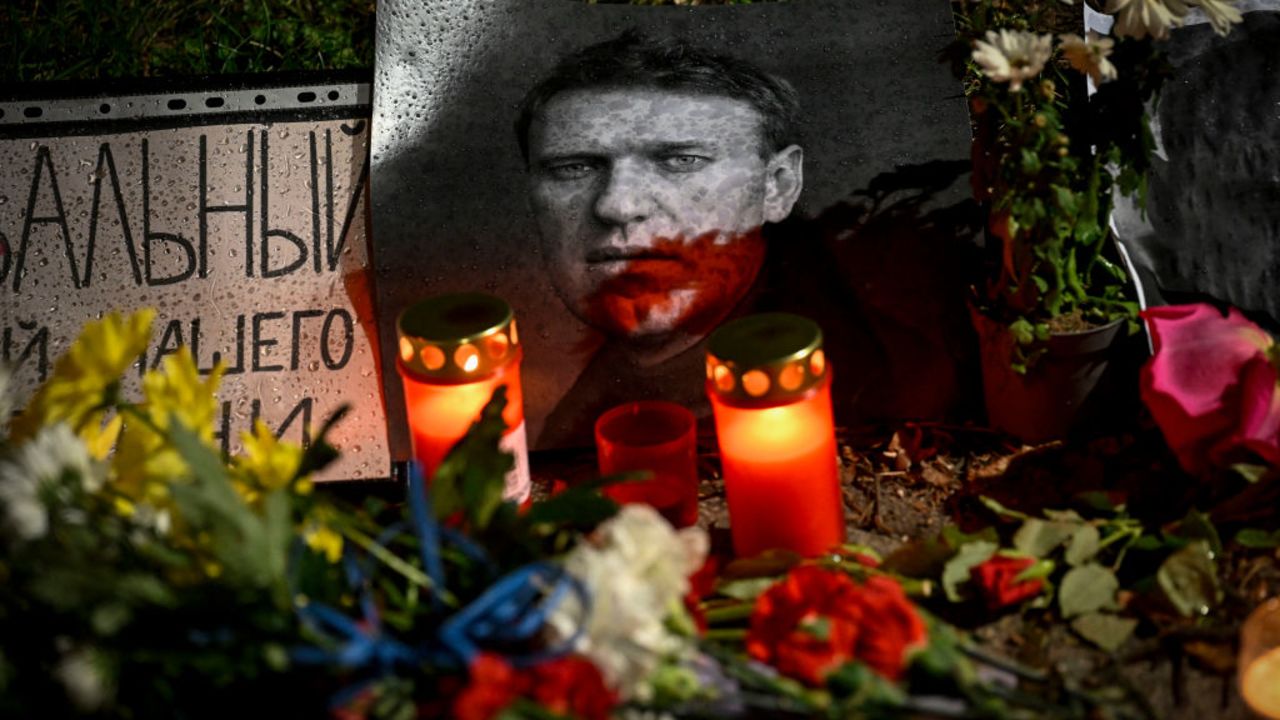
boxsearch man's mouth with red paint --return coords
[578,230,765,340]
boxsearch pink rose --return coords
[1141,303,1280,475]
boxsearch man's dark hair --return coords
[515,30,801,162]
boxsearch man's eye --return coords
[546,161,597,180]
[659,155,709,172]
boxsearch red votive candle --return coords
[396,293,530,502]
[706,313,845,558]
[595,401,698,528]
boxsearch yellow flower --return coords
[232,420,308,496]
[112,348,224,502]
[304,523,344,564]
[12,310,155,453]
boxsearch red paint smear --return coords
[581,229,764,339]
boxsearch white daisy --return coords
[972,30,1054,92]
[0,423,97,541]
[1191,0,1243,37]
[1106,0,1190,40]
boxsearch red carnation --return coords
[746,566,926,686]
[846,575,928,681]
[970,555,1044,611]
[454,653,616,720]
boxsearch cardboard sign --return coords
[0,76,391,481]
[371,0,978,453]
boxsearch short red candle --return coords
[396,293,530,502]
[706,313,845,558]
[595,401,698,528]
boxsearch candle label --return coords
[500,421,531,503]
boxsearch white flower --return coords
[1190,0,1243,37]
[1060,32,1119,85]
[0,423,97,541]
[1106,0,1190,40]
[55,646,109,712]
[972,30,1054,92]
[547,505,709,702]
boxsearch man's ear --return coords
[763,144,804,223]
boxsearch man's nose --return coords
[592,161,653,226]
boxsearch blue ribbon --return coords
[289,459,595,710]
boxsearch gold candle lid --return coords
[706,313,827,405]
[397,293,520,382]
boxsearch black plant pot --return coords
[969,306,1144,443]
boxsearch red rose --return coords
[1141,303,1280,475]
[746,566,927,686]
[970,555,1044,611]
[846,576,928,681]
[453,653,616,720]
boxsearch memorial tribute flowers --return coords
[6,310,1195,719]
[959,0,1244,371]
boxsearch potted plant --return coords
[954,0,1243,442]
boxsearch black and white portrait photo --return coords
[1110,1,1280,327]
[371,0,977,453]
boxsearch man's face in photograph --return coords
[526,87,800,344]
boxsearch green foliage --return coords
[2,0,375,81]
[956,1,1159,369]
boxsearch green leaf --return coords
[1009,318,1036,346]
[1013,518,1078,558]
[431,387,515,529]
[882,537,954,578]
[1013,557,1056,583]
[1231,463,1270,484]
[826,660,908,706]
[1157,540,1222,618]
[1235,528,1280,548]
[977,497,1032,522]
[1043,509,1084,523]
[1064,525,1101,567]
[716,577,780,602]
[1172,509,1223,557]
[523,487,618,527]
[911,618,966,679]
[1074,491,1124,514]
[1071,612,1137,652]
[942,541,997,602]
[1058,564,1119,619]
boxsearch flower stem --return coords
[342,525,458,607]
[704,603,754,624]
[704,628,748,642]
